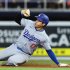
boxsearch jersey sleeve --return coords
[41,35,51,50]
[20,18,34,26]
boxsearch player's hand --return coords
[58,63,70,67]
[21,9,30,17]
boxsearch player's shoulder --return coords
[21,18,35,26]
[40,30,48,38]
[41,30,47,35]
[21,18,34,23]
[39,30,50,42]
[27,19,35,26]
[42,30,49,39]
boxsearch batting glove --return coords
[21,9,30,17]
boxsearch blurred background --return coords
[0,0,70,60]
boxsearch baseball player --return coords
[0,9,69,67]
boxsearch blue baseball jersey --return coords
[16,18,51,54]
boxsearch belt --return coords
[17,47,31,55]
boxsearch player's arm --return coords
[42,38,69,67]
[15,9,31,25]
[46,49,59,65]
[42,42,59,66]
[46,47,69,67]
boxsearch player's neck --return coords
[35,27,44,31]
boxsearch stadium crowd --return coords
[0,0,69,9]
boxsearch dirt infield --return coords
[22,64,70,68]
[0,64,70,68]
[22,64,59,68]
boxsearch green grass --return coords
[0,60,70,70]
[26,60,70,64]
[0,67,70,70]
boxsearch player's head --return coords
[35,13,49,28]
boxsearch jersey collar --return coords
[35,27,44,32]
